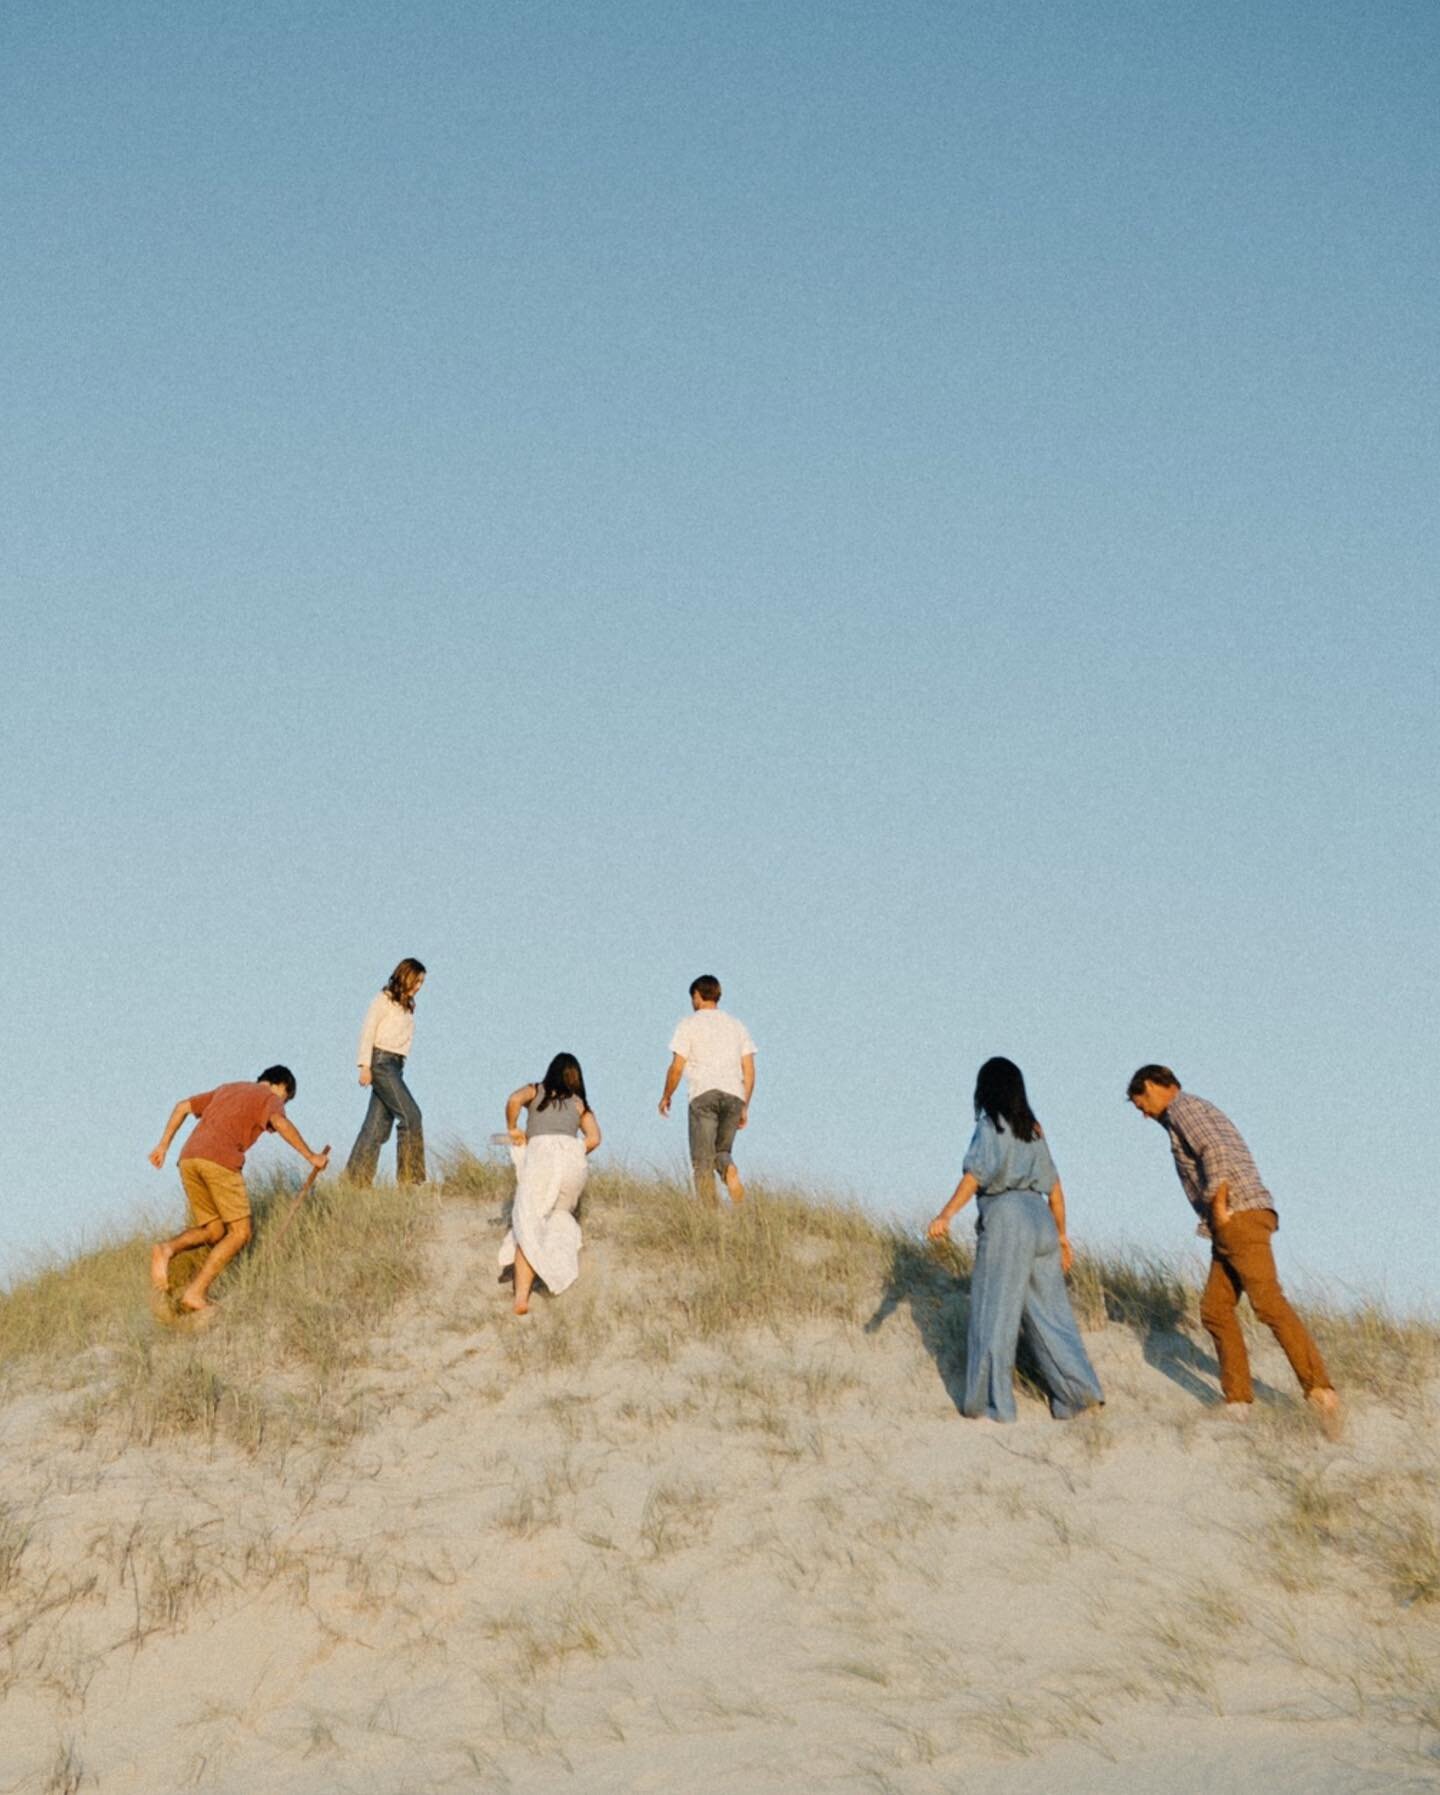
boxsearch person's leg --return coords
[1221,1211,1334,1397]
[687,1093,720,1204]
[961,1198,1031,1423]
[1019,1201,1104,1418]
[180,1218,253,1311]
[175,1164,253,1311]
[513,1243,536,1315]
[713,1095,745,1204]
[345,1084,395,1186]
[1198,1244,1253,1404]
[152,1160,227,1291]
[374,1055,425,1185]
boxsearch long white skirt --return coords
[497,1136,587,1296]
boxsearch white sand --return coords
[2,1199,1435,1793]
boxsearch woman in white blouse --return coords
[345,957,427,1186]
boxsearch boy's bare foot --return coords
[1307,1387,1343,1441]
[150,1243,173,1292]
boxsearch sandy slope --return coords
[1,1196,1436,1794]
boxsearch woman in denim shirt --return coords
[928,1057,1102,1424]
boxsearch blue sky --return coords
[3,0,1436,1306]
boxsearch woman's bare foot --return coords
[513,1300,530,1317]
[150,1243,173,1292]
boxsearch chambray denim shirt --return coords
[962,1113,1059,1196]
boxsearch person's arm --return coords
[737,1052,756,1129]
[658,1054,686,1117]
[580,1108,602,1154]
[927,1173,979,1241]
[356,995,383,1087]
[505,1084,537,1146]
[1208,1180,1232,1227]
[1048,1180,1075,1274]
[273,1114,329,1171]
[148,1099,194,1168]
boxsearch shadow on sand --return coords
[865,1238,1286,1414]
[864,1238,974,1413]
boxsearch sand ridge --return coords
[1,1177,1436,1793]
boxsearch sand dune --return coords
[1,1168,1436,1793]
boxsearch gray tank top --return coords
[526,1091,584,1138]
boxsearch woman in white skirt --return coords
[499,1053,601,1315]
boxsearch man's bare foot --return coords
[1307,1387,1343,1441]
[150,1243,173,1293]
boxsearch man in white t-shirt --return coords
[659,975,757,1204]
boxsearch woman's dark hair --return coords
[536,1052,588,1112]
[973,1056,1040,1142]
[384,957,427,1012]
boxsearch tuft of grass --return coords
[1308,1300,1440,1406]
[41,1736,86,1795]
[38,1173,436,1461]
[483,1593,633,1678]
[1258,1451,1440,1608]
[638,1479,718,1558]
[613,1178,894,1336]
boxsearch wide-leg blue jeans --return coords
[345,1049,425,1186]
[963,1191,1103,1423]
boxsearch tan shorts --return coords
[179,1157,250,1227]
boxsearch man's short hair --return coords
[689,975,722,1003]
[1126,1064,1179,1098]
[258,1064,297,1100]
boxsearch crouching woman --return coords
[498,1054,601,1315]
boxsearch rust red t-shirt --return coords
[180,1083,286,1172]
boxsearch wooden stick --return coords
[268,1148,330,1251]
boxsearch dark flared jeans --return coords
[346,1049,425,1185]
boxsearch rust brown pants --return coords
[1200,1209,1332,1404]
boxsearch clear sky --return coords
[3,1,1436,1307]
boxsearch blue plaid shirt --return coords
[1162,1092,1274,1226]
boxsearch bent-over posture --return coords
[149,1066,329,1313]
[1128,1064,1340,1434]
[499,1053,602,1315]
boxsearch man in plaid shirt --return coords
[1128,1065,1340,1434]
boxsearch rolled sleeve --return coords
[962,1120,1000,1188]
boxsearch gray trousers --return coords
[687,1089,744,1195]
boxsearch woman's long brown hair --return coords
[383,957,427,1012]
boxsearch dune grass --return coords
[0,1150,1438,1784]
[3,1152,1435,1450]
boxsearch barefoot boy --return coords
[149,1066,329,1313]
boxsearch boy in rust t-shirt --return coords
[149,1066,329,1315]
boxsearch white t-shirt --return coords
[668,1009,756,1102]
